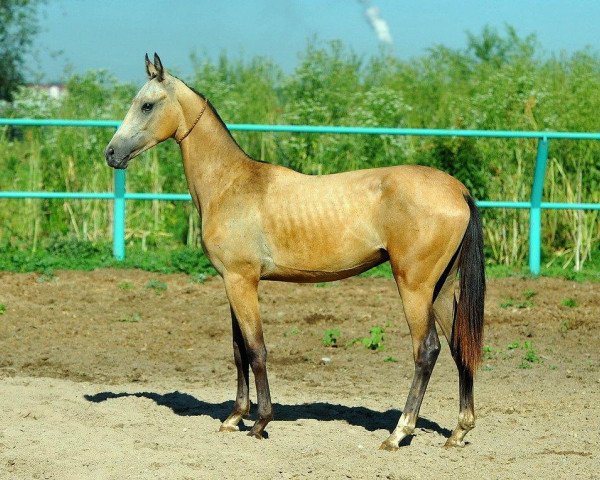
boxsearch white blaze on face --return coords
[358,1,393,45]
[116,81,163,139]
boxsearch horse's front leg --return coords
[219,307,250,432]
[222,272,273,439]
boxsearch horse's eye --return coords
[141,102,153,113]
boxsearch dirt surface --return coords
[0,269,598,479]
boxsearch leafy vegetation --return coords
[559,319,571,333]
[362,326,385,351]
[519,341,542,368]
[1,26,599,273]
[118,313,141,323]
[118,281,133,290]
[189,272,209,284]
[0,241,218,275]
[499,288,538,309]
[322,328,341,347]
[483,345,494,360]
[500,298,515,309]
[145,279,167,294]
[506,340,542,368]
[523,289,537,300]
[561,297,577,307]
[283,326,300,338]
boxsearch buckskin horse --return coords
[105,54,485,450]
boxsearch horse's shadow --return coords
[84,390,451,442]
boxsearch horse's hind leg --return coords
[445,358,475,447]
[219,308,250,432]
[380,283,441,451]
[433,277,476,448]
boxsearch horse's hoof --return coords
[247,430,264,439]
[219,424,239,433]
[379,440,399,451]
[443,438,465,448]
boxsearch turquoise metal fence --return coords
[1,118,599,274]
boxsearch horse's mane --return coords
[177,78,238,143]
[180,78,268,164]
[187,85,231,134]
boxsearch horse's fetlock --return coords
[458,412,475,430]
[260,411,274,423]
[234,402,250,416]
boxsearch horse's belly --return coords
[261,226,386,282]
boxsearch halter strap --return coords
[176,96,209,144]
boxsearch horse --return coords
[105,54,485,450]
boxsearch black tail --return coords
[453,195,486,374]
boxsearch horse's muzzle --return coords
[104,144,129,169]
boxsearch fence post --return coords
[113,168,126,260]
[529,137,548,275]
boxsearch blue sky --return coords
[28,0,600,83]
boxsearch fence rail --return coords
[1,118,599,274]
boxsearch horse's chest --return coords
[200,216,264,272]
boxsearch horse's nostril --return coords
[106,146,115,157]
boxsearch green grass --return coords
[283,326,300,337]
[523,289,537,300]
[315,282,339,288]
[0,303,5,315]
[118,281,134,290]
[559,319,571,333]
[483,345,494,360]
[359,263,393,278]
[500,298,515,309]
[500,298,532,309]
[118,313,141,323]
[486,260,600,282]
[0,242,218,276]
[189,273,209,284]
[519,341,542,369]
[506,340,542,369]
[145,279,167,293]
[0,241,598,283]
[561,297,577,308]
[36,270,56,283]
[363,255,600,281]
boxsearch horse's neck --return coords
[179,106,252,215]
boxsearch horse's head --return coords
[105,53,182,169]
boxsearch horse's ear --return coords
[153,52,165,82]
[145,53,158,79]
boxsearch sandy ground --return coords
[0,270,598,479]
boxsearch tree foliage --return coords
[0,0,41,101]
